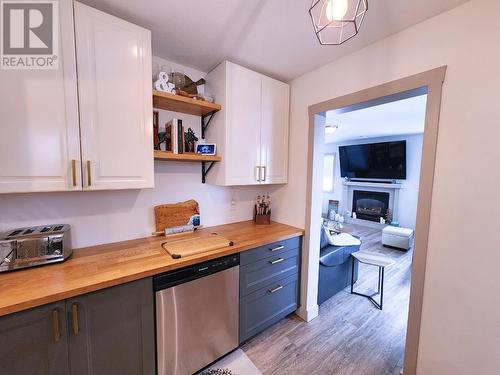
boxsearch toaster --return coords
[0,224,72,273]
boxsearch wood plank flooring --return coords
[242,224,413,375]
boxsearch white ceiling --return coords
[325,94,427,143]
[79,0,469,81]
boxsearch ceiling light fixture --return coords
[325,124,339,135]
[309,0,368,45]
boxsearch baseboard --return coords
[296,304,319,322]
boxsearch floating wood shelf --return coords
[152,90,221,116]
[154,151,221,184]
[152,93,222,183]
[154,151,221,162]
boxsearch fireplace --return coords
[352,190,390,222]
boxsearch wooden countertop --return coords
[0,221,303,317]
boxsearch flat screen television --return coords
[339,140,407,180]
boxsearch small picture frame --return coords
[196,143,217,156]
[328,200,339,220]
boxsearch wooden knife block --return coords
[254,207,271,225]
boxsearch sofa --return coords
[318,226,360,305]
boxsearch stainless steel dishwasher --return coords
[154,254,240,375]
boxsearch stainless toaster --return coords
[0,224,72,273]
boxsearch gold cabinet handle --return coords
[71,303,79,336]
[52,309,61,343]
[255,166,261,182]
[268,285,283,294]
[71,160,77,187]
[269,258,284,265]
[269,245,284,252]
[86,161,92,187]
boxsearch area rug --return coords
[200,349,262,375]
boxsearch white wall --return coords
[274,0,500,373]
[0,57,280,248]
[322,134,423,229]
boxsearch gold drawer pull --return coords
[52,309,61,343]
[269,258,284,265]
[268,285,283,294]
[71,303,79,336]
[269,245,284,252]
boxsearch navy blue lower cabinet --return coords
[0,301,70,375]
[240,247,300,296]
[239,274,299,343]
[0,278,155,375]
[240,237,300,266]
[239,236,301,344]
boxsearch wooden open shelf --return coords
[152,92,222,182]
[154,151,221,162]
[153,90,222,116]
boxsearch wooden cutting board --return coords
[162,234,233,259]
[154,200,199,233]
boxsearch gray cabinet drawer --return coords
[239,274,299,343]
[240,248,299,297]
[240,236,301,265]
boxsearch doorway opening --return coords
[303,67,446,375]
[318,90,427,374]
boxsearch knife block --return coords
[254,207,271,225]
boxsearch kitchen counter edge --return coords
[0,220,304,317]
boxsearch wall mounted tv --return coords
[339,140,407,180]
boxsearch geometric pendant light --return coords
[309,0,368,45]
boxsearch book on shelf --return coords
[177,121,184,154]
[165,118,184,154]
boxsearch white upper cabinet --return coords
[226,63,262,185]
[205,61,290,186]
[0,0,81,193]
[75,2,154,190]
[0,1,153,194]
[260,75,290,184]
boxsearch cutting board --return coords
[154,200,199,233]
[162,234,233,259]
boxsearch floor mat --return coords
[200,349,262,375]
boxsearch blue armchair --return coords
[318,226,360,305]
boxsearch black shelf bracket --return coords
[201,111,216,139]
[201,161,216,183]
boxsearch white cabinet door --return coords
[260,76,289,184]
[0,0,81,193]
[225,62,262,185]
[75,2,154,190]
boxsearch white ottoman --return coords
[382,226,414,250]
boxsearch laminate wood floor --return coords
[242,224,413,375]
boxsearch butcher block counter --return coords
[0,221,303,317]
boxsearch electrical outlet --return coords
[230,188,237,210]
[230,198,236,211]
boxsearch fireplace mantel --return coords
[341,180,403,228]
[342,181,403,189]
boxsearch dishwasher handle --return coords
[154,253,240,291]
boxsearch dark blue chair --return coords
[318,226,360,305]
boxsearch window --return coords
[323,153,335,192]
